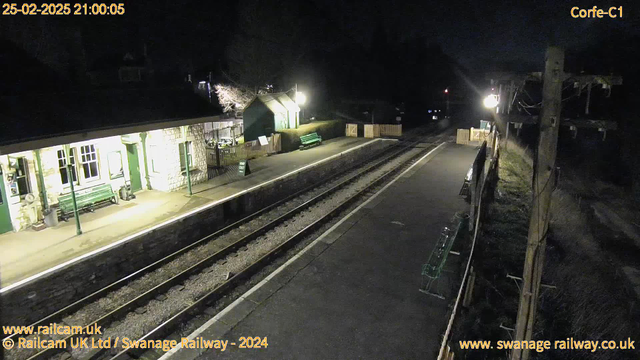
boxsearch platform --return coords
[0,137,387,289]
[164,142,479,360]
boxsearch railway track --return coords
[6,125,451,360]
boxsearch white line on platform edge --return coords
[1,139,389,294]
[159,141,447,359]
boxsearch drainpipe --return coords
[34,149,48,211]
[140,132,152,190]
[64,144,82,235]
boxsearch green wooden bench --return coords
[299,132,322,150]
[58,183,118,221]
[419,213,468,298]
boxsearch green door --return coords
[126,144,143,193]
[0,166,13,234]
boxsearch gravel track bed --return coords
[63,146,425,360]
[138,143,435,360]
[7,143,421,360]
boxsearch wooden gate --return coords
[345,123,358,137]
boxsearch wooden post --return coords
[505,122,510,150]
[585,83,591,115]
[511,46,564,360]
[215,143,221,168]
[508,80,515,114]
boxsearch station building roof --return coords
[246,93,300,114]
[0,87,222,154]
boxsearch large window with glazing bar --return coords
[57,148,78,186]
[80,144,99,180]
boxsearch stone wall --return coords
[2,139,391,326]
[147,125,207,192]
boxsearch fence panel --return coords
[364,124,380,138]
[379,124,402,137]
[456,129,470,145]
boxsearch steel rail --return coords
[3,136,408,345]
[22,134,428,360]
[110,138,439,360]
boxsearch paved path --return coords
[0,137,384,288]
[166,143,478,360]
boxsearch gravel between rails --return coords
[149,172,397,360]
[62,146,426,360]
[7,143,424,360]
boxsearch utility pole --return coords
[511,46,564,360]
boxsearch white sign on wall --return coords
[258,136,269,146]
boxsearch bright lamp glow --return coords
[483,94,499,109]
[295,91,306,105]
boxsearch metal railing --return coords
[438,125,500,360]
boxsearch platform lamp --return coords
[444,88,450,118]
[294,83,306,127]
[483,94,499,109]
[64,144,82,235]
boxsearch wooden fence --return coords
[206,133,281,169]
[379,124,402,136]
[364,124,381,138]
[351,124,402,138]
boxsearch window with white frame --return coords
[80,144,99,180]
[178,142,193,172]
[57,148,78,185]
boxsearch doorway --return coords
[0,166,13,234]
[126,144,143,193]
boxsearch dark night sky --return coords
[2,0,639,93]
[3,0,639,72]
[312,0,640,71]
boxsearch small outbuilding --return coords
[242,93,300,141]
